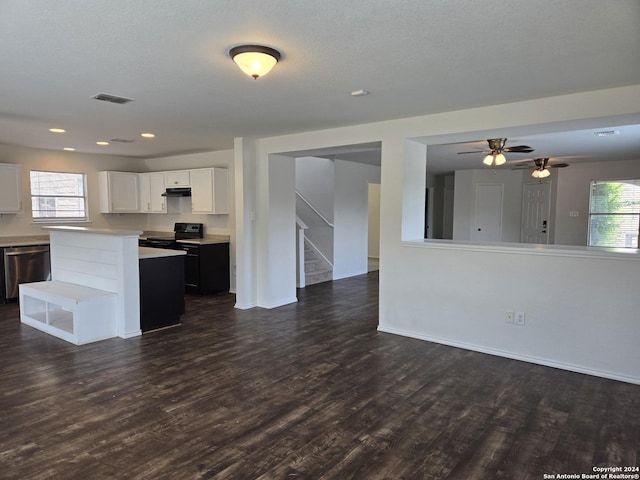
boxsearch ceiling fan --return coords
[511,157,569,178]
[458,138,534,166]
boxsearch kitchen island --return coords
[20,227,187,344]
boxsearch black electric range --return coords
[139,223,229,295]
[142,222,204,248]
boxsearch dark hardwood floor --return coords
[1,272,638,479]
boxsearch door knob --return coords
[477,228,482,231]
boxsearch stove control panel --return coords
[174,222,204,238]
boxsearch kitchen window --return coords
[588,179,640,248]
[30,170,88,222]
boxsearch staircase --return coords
[304,241,332,286]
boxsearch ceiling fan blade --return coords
[548,163,569,168]
[510,164,532,169]
[503,146,534,153]
[457,150,489,154]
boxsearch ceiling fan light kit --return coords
[483,152,506,166]
[532,168,551,179]
[459,138,534,167]
[229,44,281,79]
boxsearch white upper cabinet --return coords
[98,168,228,215]
[190,168,229,215]
[98,171,140,213]
[139,172,166,213]
[0,163,22,213]
[164,170,190,187]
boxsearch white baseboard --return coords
[234,302,257,310]
[377,324,640,385]
[258,296,298,309]
[120,329,141,339]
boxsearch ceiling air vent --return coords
[110,138,136,143]
[593,130,620,137]
[91,92,134,104]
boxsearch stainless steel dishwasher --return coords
[3,245,51,300]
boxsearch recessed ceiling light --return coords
[141,133,156,138]
[63,147,76,151]
[593,130,620,137]
[49,128,66,133]
[96,141,110,146]
[351,89,369,97]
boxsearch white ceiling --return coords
[1,0,639,160]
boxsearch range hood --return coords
[162,187,191,197]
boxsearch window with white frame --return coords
[30,170,87,222]
[588,179,640,248]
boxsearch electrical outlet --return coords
[515,312,526,326]
[506,311,514,324]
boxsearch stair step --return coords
[305,270,333,285]
[302,241,332,286]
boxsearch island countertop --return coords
[44,226,143,236]
[139,247,187,259]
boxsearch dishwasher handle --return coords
[4,246,50,256]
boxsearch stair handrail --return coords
[296,215,308,230]
[295,191,334,228]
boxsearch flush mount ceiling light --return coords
[229,44,281,79]
[49,128,66,133]
[141,132,156,138]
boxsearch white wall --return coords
[236,84,640,383]
[295,156,381,277]
[333,159,381,279]
[451,158,640,247]
[554,157,640,246]
[0,143,147,237]
[295,156,335,222]
[295,156,335,263]
[380,242,640,383]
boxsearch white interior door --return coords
[443,186,454,239]
[472,184,503,242]
[521,181,551,244]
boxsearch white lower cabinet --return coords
[0,163,22,213]
[98,171,140,213]
[139,172,166,213]
[190,168,229,214]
